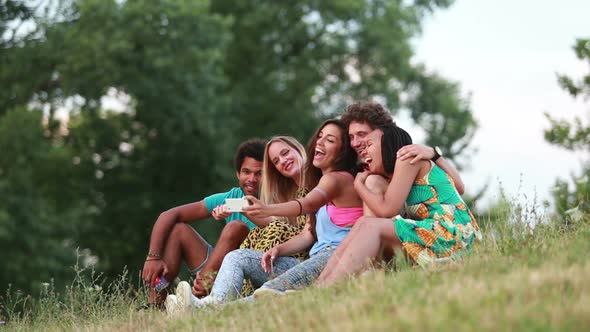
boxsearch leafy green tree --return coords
[0,0,33,40]
[211,0,477,165]
[0,107,85,292]
[50,0,233,277]
[1,0,232,284]
[544,38,590,218]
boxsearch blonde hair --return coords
[260,136,306,224]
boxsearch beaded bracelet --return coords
[146,253,161,261]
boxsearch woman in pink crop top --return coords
[327,203,364,228]
[244,121,363,231]
[308,172,364,228]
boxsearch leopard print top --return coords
[239,187,309,296]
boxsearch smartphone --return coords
[225,198,249,212]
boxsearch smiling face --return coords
[236,156,263,196]
[312,123,343,172]
[365,128,386,176]
[268,140,303,180]
[348,121,373,158]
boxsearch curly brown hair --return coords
[341,101,394,130]
[233,138,266,172]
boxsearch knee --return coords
[360,217,396,242]
[225,220,250,231]
[364,175,389,194]
[355,216,386,233]
[222,220,250,237]
[221,249,241,265]
[356,216,372,227]
[221,249,250,268]
[169,222,194,242]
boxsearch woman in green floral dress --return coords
[316,123,481,286]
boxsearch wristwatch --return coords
[431,146,443,162]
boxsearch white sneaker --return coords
[164,294,180,316]
[176,281,219,308]
[196,295,218,307]
[175,281,196,309]
[253,287,285,299]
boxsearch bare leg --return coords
[193,221,250,297]
[315,216,401,287]
[363,175,389,217]
[149,223,210,304]
[313,174,389,279]
[314,217,373,284]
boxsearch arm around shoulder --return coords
[434,157,465,195]
[396,144,465,195]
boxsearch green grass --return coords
[3,211,590,331]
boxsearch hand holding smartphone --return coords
[225,198,249,212]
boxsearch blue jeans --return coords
[209,247,335,302]
[259,246,335,292]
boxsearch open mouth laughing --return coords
[243,182,257,194]
[314,147,326,160]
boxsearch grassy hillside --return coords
[3,212,590,331]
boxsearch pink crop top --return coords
[314,171,364,227]
[326,204,363,228]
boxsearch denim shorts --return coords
[189,242,214,276]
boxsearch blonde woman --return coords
[175,136,309,307]
[235,136,309,295]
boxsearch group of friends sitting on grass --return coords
[141,101,482,314]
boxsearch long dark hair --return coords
[379,123,413,176]
[303,119,358,190]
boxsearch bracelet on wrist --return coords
[294,199,303,216]
[146,253,161,261]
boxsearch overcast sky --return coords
[412,0,589,211]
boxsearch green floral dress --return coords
[239,188,309,296]
[394,163,481,268]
